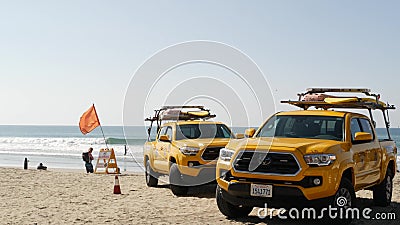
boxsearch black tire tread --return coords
[373,168,393,206]
[145,159,158,187]
[325,177,356,225]
[169,163,189,196]
[216,186,252,218]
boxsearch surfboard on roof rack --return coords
[144,106,216,139]
[281,88,395,110]
[145,105,216,122]
[281,88,396,136]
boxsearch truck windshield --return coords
[256,115,344,141]
[176,124,233,140]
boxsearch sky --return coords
[0,0,399,127]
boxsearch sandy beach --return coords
[1,167,399,225]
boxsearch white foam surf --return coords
[0,137,144,157]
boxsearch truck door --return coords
[162,126,173,171]
[358,118,381,184]
[154,126,167,171]
[155,126,172,172]
[350,118,380,189]
[351,118,368,189]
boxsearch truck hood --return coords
[173,138,231,149]
[226,137,345,155]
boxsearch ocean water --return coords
[0,125,147,172]
[0,126,398,172]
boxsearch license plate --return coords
[250,184,273,197]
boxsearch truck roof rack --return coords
[144,106,216,140]
[281,88,395,139]
[281,88,395,110]
[305,88,371,94]
[145,105,216,122]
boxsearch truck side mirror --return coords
[235,133,245,139]
[354,132,373,142]
[245,128,255,138]
[159,134,171,142]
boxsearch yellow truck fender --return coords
[334,160,356,192]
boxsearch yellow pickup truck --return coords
[144,106,234,196]
[216,88,397,220]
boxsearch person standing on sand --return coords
[83,147,94,173]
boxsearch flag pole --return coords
[93,104,109,149]
[99,124,109,149]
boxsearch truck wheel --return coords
[216,185,253,218]
[145,159,158,187]
[169,163,188,196]
[327,178,355,224]
[373,168,393,206]
[333,178,356,209]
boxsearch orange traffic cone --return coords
[113,175,121,194]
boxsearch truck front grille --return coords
[201,147,222,160]
[233,151,300,175]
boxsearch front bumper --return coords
[177,166,216,186]
[176,147,220,177]
[217,153,341,201]
[218,183,331,208]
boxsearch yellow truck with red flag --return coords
[216,88,397,221]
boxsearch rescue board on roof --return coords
[281,88,394,110]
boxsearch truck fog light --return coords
[188,162,194,167]
[313,178,321,186]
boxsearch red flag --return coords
[79,104,100,135]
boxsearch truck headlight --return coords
[219,148,235,161]
[304,154,336,166]
[179,146,200,155]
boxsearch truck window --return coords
[350,118,362,141]
[259,116,280,137]
[165,126,173,140]
[175,124,232,140]
[351,118,376,143]
[158,126,168,140]
[220,126,232,137]
[257,115,344,141]
[359,118,375,140]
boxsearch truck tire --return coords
[169,163,188,196]
[145,159,158,187]
[373,168,393,206]
[328,178,356,224]
[333,178,356,208]
[216,185,253,218]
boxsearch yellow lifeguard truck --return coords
[144,106,235,196]
[216,88,397,223]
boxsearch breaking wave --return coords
[0,137,145,156]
